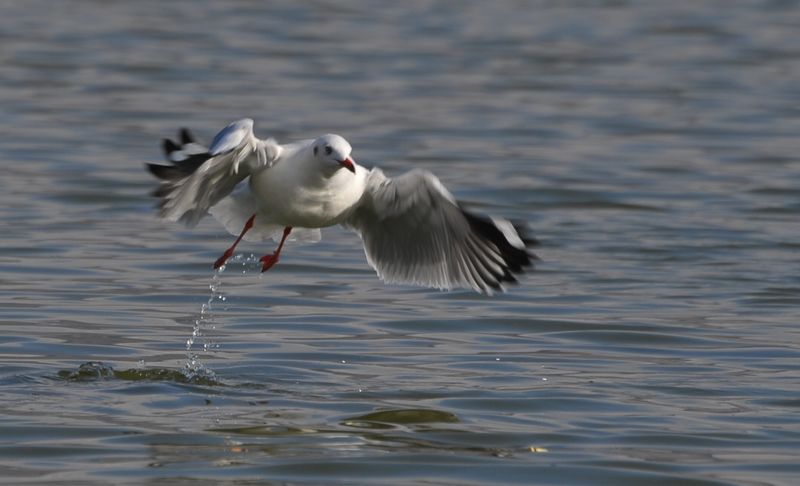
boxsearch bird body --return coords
[248,145,368,229]
[147,119,537,294]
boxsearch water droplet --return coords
[184,269,227,376]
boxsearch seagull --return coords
[146,119,537,294]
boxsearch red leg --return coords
[213,214,256,269]
[260,226,292,273]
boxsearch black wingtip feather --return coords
[162,138,180,158]
[151,131,211,182]
[147,128,213,212]
[147,163,183,181]
[509,218,539,246]
[180,128,195,145]
[462,210,537,276]
[522,237,540,246]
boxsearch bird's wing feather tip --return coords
[180,128,195,145]
[162,139,179,155]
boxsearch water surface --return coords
[1,1,799,485]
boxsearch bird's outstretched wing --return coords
[344,168,537,294]
[146,118,281,227]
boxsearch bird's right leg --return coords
[213,214,256,269]
[259,226,292,273]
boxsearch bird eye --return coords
[324,146,333,156]
[313,146,318,156]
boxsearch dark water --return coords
[1,1,799,484]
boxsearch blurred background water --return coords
[1,0,799,484]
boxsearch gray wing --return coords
[146,118,280,227]
[344,168,537,294]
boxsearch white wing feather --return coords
[344,169,534,294]
[152,119,281,227]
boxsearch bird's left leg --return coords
[260,226,292,272]
[213,214,256,270]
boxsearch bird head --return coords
[312,134,355,174]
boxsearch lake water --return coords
[1,1,799,484]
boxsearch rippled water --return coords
[1,1,799,484]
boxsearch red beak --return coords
[340,157,356,173]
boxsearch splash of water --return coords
[184,254,259,380]
[184,270,223,380]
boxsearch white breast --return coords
[249,158,368,228]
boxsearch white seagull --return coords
[147,119,537,294]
